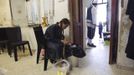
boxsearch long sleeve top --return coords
[87,6,96,24]
[44,24,64,42]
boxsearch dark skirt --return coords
[45,40,64,60]
[87,27,96,39]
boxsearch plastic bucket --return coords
[53,59,70,75]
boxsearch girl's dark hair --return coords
[56,22,59,24]
[60,18,70,25]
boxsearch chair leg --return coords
[0,48,1,54]
[14,47,18,61]
[27,42,32,56]
[0,45,4,53]
[1,47,4,52]
[22,45,25,53]
[18,46,22,51]
[36,47,41,64]
[7,46,12,57]
[44,58,48,71]
[44,50,48,71]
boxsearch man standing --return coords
[86,2,97,47]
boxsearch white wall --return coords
[117,0,134,68]
[54,0,70,39]
[10,0,37,50]
[21,28,37,50]
[11,0,28,27]
[53,0,69,23]
[0,0,11,26]
[26,0,41,24]
[43,0,55,25]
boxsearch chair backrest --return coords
[6,27,22,43]
[33,25,45,46]
[0,28,8,41]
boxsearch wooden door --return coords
[68,0,83,48]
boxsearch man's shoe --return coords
[87,43,96,47]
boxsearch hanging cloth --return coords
[126,0,134,22]
[125,0,134,60]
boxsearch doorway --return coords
[83,0,109,49]
[69,0,119,64]
[83,0,118,64]
[82,0,112,67]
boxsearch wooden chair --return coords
[33,25,49,71]
[0,28,9,54]
[6,27,32,61]
[33,25,46,64]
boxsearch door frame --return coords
[69,0,119,64]
[109,0,119,64]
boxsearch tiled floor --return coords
[0,40,134,75]
[70,42,134,75]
